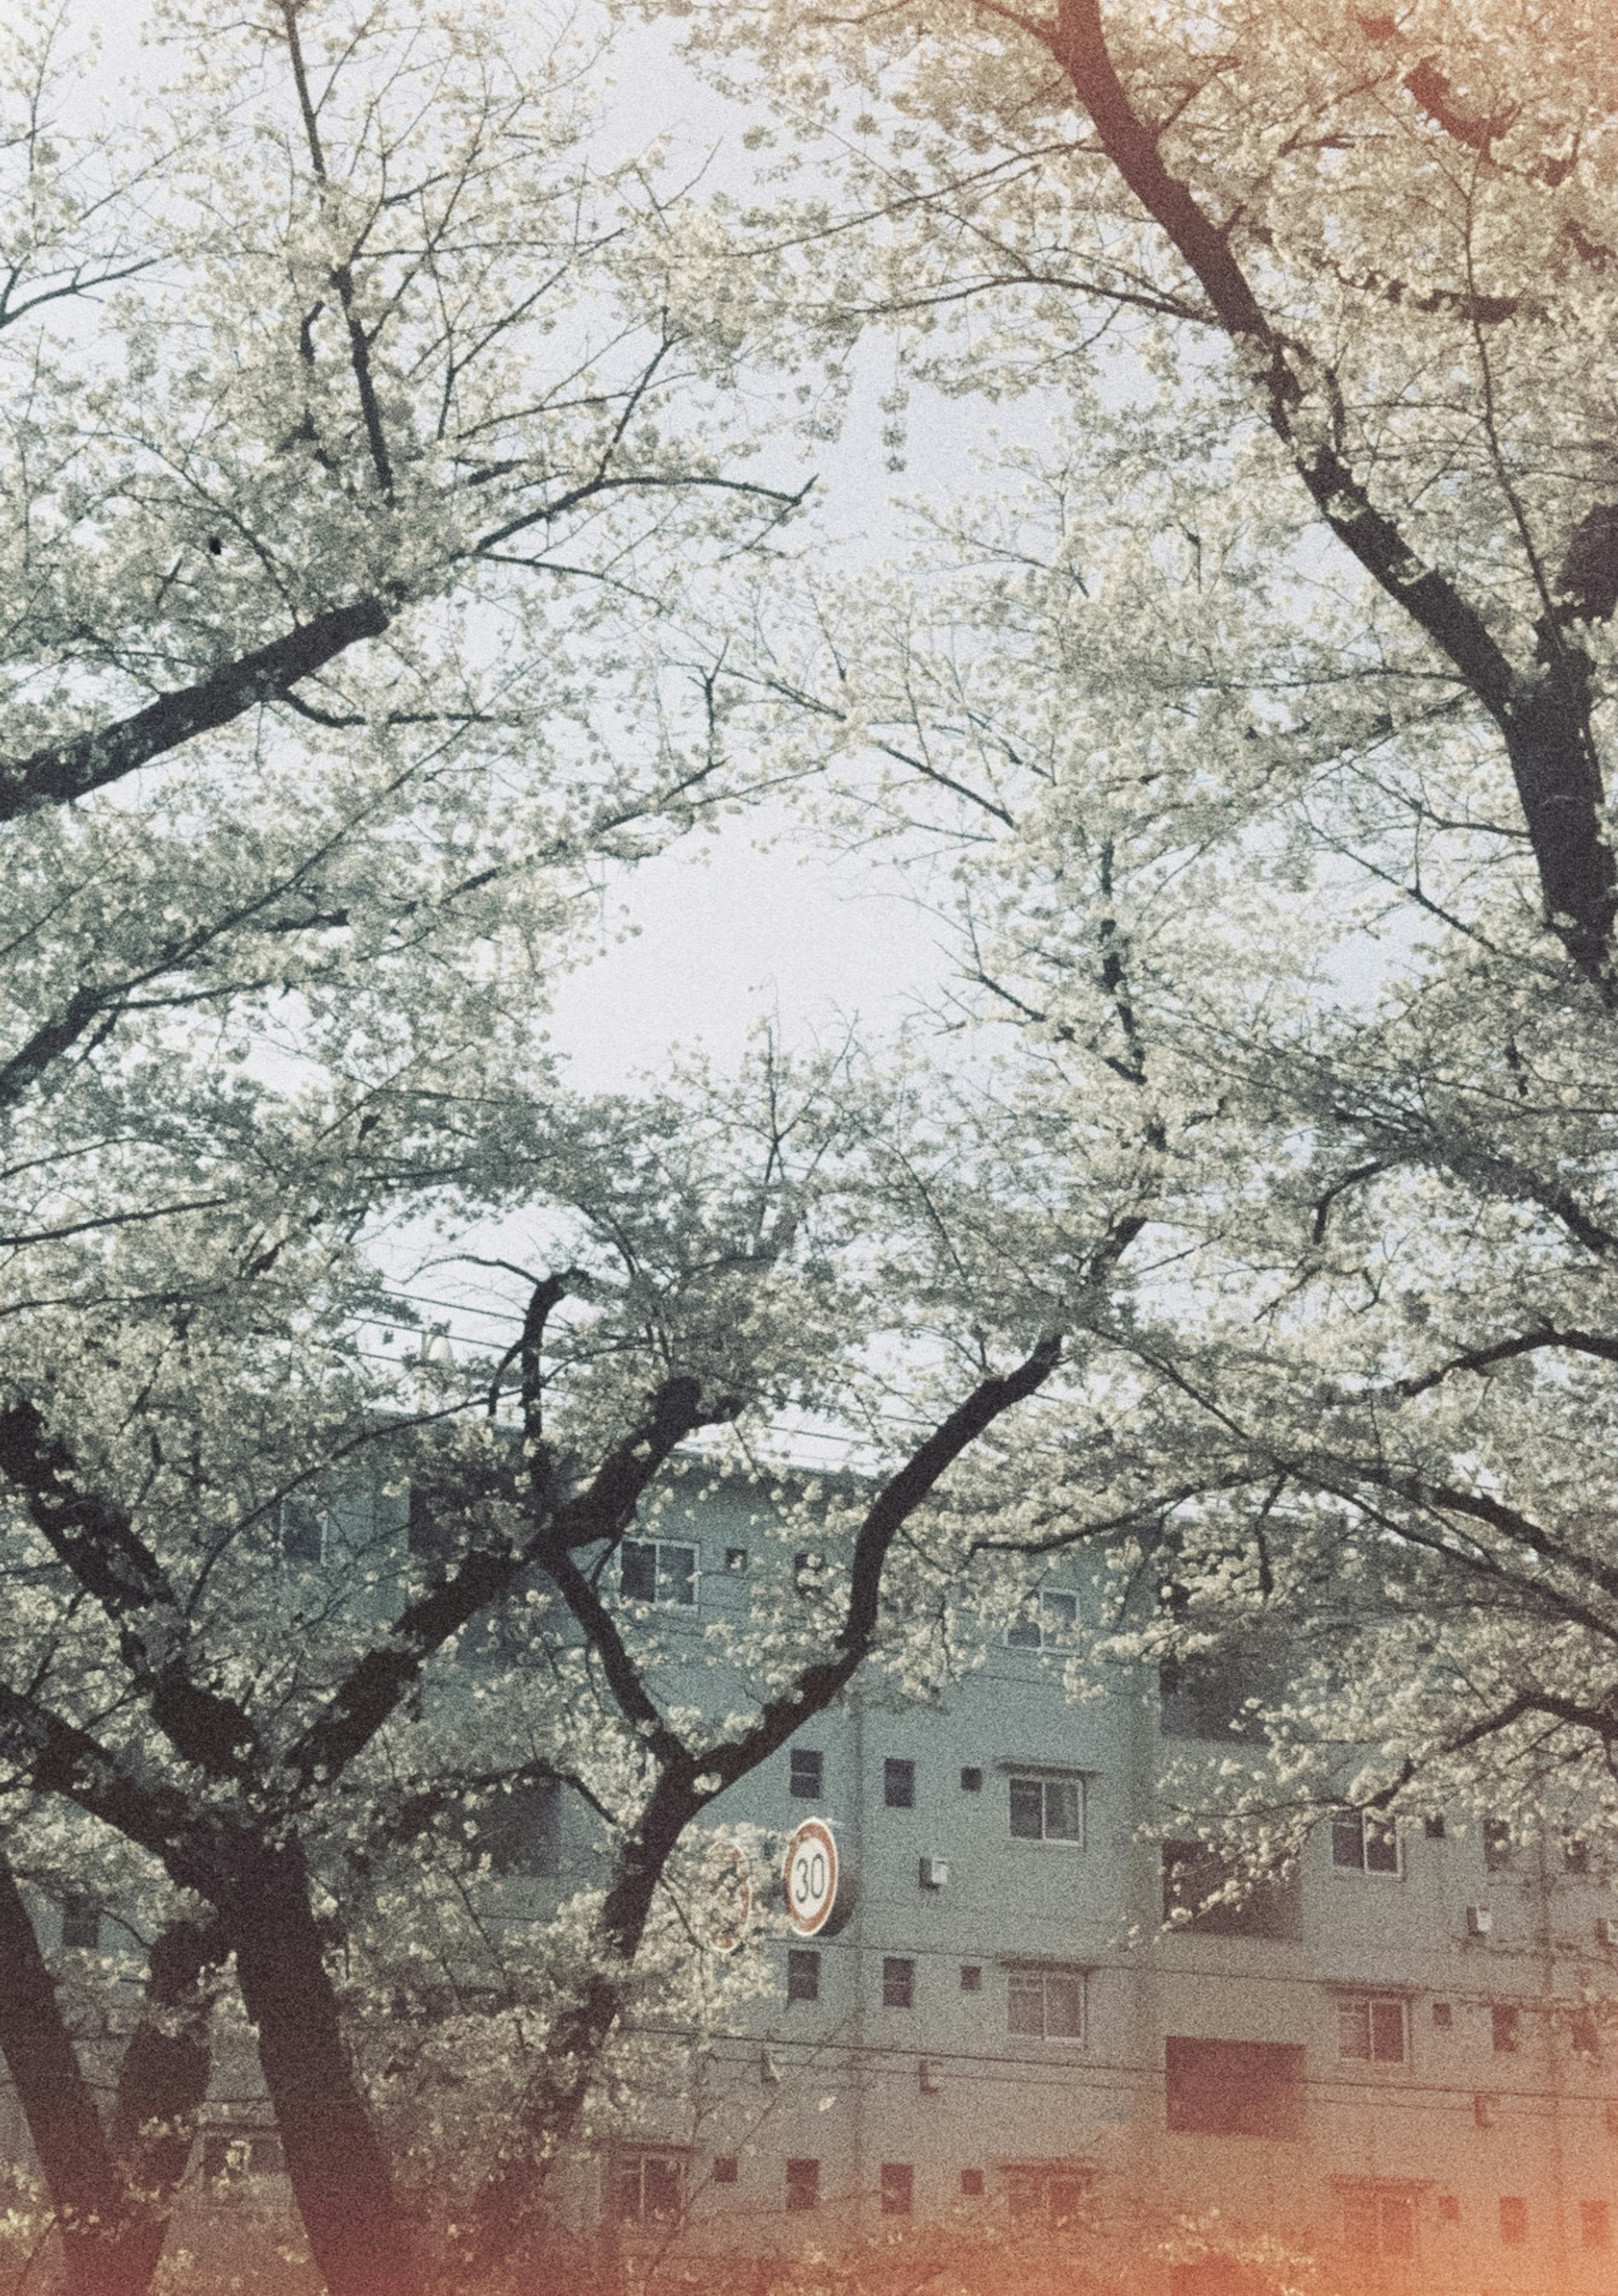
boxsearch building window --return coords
[785,2159,819,2212]
[787,1949,821,2002]
[1008,1774,1083,1844]
[961,1964,982,1992]
[880,2163,913,2216]
[1437,2194,1460,2224]
[1338,1995,1406,2065]
[1342,2186,1415,2259]
[475,1775,561,1876]
[961,2168,984,2197]
[279,1494,326,1563]
[1007,1967,1085,2041]
[1499,2196,1527,2247]
[1582,2200,1610,2250]
[724,1548,748,1573]
[1007,1589,1078,1648]
[613,2150,683,2225]
[884,1758,916,1809]
[882,1957,915,2009]
[1483,1817,1514,1872]
[789,1748,822,1800]
[1165,2038,1305,2139]
[1564,1827,1592,1875]
[619,1539,696,1606]
[1492,2005,1520,2053]
[1005,2166,1092,2226]
[713,2156,739,2185]
[793,1550,825,1593]
[1571,2009,1600,2057]
[1424,1813,1447,1838]
[1432,2000,1453,2028]
[1159,1647,1279,1740]
[60,1895,100,1951]
[203,2132,285,2183]
[1162,1841,1302,1940]
[1331,1810,1400,1875]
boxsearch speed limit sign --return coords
[783,1817,842,1936]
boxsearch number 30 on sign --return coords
[783,1817,845,1937]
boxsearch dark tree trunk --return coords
[228,1844,424,2296]
[0,1852,126,2296]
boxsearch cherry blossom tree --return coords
[666,0,1618,1849]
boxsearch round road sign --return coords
[783,1817,840,1937]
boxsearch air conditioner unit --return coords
[1466,1905,1493,1937]
[919,1855,949,1889]
[1597,1916,1618,1948]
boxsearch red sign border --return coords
[783,1817,840,1937]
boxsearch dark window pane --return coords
[620,1541,657,1601]
[789,1749,822,1799]
[1007,1612,1043,1647]
[1432,2001,1453,2028]
[884,1758,915,1809]
[1332,1816,1365,1868]
[1371,2001,1406,2063]
[1162,1841,1301,1941]
[785,2159,819,2212]
[1380,2196,1414,2258]
[880,2163,913,2216]
[60,1894,99,1951]
[1044,1780,1082,1842]
[1364,1815,1399,1873]
[788,1949,821,2002]
[882,1957,914,2009]
[713,2156,738,2186]
[1582,2201,1610,2250]
[280,1495,324,1563]
[1165,2037,1305,2139]
[960,1964,982,1992]
[1500,2197,1527,2247]
[1008,1972,1044,2035]
[1338,1999,1371,2060]
[1493,2006,1519,2052]
[480,1776,561,1876]
[1044,1592,1078,1640]
[1045,1973,1084,2038]
[961,2169,984,2197]
[1010,1778,1044,1838]
[960,1766,983,1792]
[1049,2177,1085,2226]
[660,1544,696,1606]
[724,1548,748,1573]
[1484,1818,1514,1872]
[643,2159,681,2221]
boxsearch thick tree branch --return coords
[1040,0,1615,977]
[0,598,390,822]
[0,1402,258,1779]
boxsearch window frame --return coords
[879,2163,913,2216]
[1339,2184,1417,2261]
[788,1747,823,1801]
[787,1948,821,2003]
[785,2158,820,2213]
[1005,1964,1087,2043]
[1006,1589,1080,1649]
[1004,2164,1093,2227]
[1331,1809,1403,1877]
[1336,1992,1408,2066]
[883,1757,916,1809]
[618,1537,698,1608]
[881,1956,916,2010]
[1006,1770,1086,1847]
[612,2148,685,2227]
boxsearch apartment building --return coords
[6,1465,1615,2296]
[589,1475,1618,2296]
